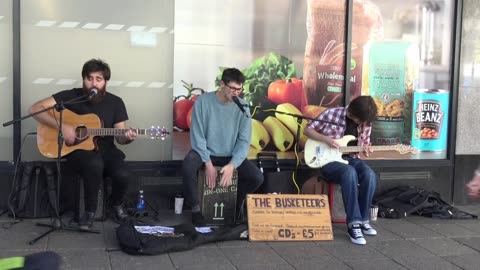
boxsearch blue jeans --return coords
[320,157,377,224]
[182,150,264,211]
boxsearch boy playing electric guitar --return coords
[304,96,378,245]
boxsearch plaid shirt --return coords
[306,106,372,146]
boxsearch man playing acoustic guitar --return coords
[29,59,137,230]
[304,95,378,245]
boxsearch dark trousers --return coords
[65,145,131,213]
[182,150,264,210]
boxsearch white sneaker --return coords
[348,224,366,245]
[361,223,377,236]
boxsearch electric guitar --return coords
[304,135,418,168]
[37,109,169,158]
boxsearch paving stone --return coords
[0,220,48,249]
[452,237,480,252]
[53,248,110,270]
[393,255,462,270]
[109,250,175,270]
[169,246,232,268]
[322,242,387,261]
[444,253,480,270]
[270,244,330,264]
[267,241,317,248]
[373,240,434,259]
[216,240,269,248]
[377,221,441,239]
[235,264,295,270]
[289,257,351,270]
[344,258,408,270]
[410,238,478,256]
[102,220,120,249]
[456,221,480,234]
[47,229,106,249]
[221,246,288,267]
[423,223,478,238]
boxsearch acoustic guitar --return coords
[304,135,418,168]
[37,109,169,158]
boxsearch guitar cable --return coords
[4,132,37,229]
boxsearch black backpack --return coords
[9,162,58,218]
[374,186,477,219]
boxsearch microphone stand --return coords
[3,92,101,245]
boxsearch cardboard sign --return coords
[247,194,333,241]
[198,167,238,226]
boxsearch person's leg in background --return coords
[182,150,206,226]
[65,150,104,230]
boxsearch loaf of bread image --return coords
[303,0,383,107]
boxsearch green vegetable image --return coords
[216,52,296,107]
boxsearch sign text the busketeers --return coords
[252,197,326,208]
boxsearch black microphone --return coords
[88,88,98,99]
[232,96,249,118]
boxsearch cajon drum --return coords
[197,166,238,226]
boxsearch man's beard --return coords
[83,86,106,104]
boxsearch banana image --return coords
[250,119,270,151]
[275,103,308,148]
[262,116,294,152]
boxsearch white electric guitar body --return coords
[304,135,418,168]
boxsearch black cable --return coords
[144,198,159,216]
[3,132,37,229]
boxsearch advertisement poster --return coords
[172,0,452,160]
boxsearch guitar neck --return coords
[87,128,146,136]
[339,145,397,153]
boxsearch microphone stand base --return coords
[29,218,100,245]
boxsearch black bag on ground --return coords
[374,186,477,219]
[257,153,295,194]
[116,222,248,255]
[9,162,58,218]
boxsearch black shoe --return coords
[192,212,207,227]
[112,204,129,221]
[79,212,95,230]
[347,224,366,245]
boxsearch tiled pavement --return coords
[0,205,479,270]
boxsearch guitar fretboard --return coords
[339,145,397,153]
[87,128,147,136]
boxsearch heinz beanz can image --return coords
[411,89,449,151]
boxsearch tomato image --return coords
[267,78,307,110]
[173,81,205,131]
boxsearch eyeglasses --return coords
[225,83,243,93]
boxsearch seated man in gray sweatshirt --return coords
[182,68,264,226]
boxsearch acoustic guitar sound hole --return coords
[75,126,89,140]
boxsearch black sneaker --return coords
[79,212,96,230]
[192,212,207,227]
[347,224,366,245]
